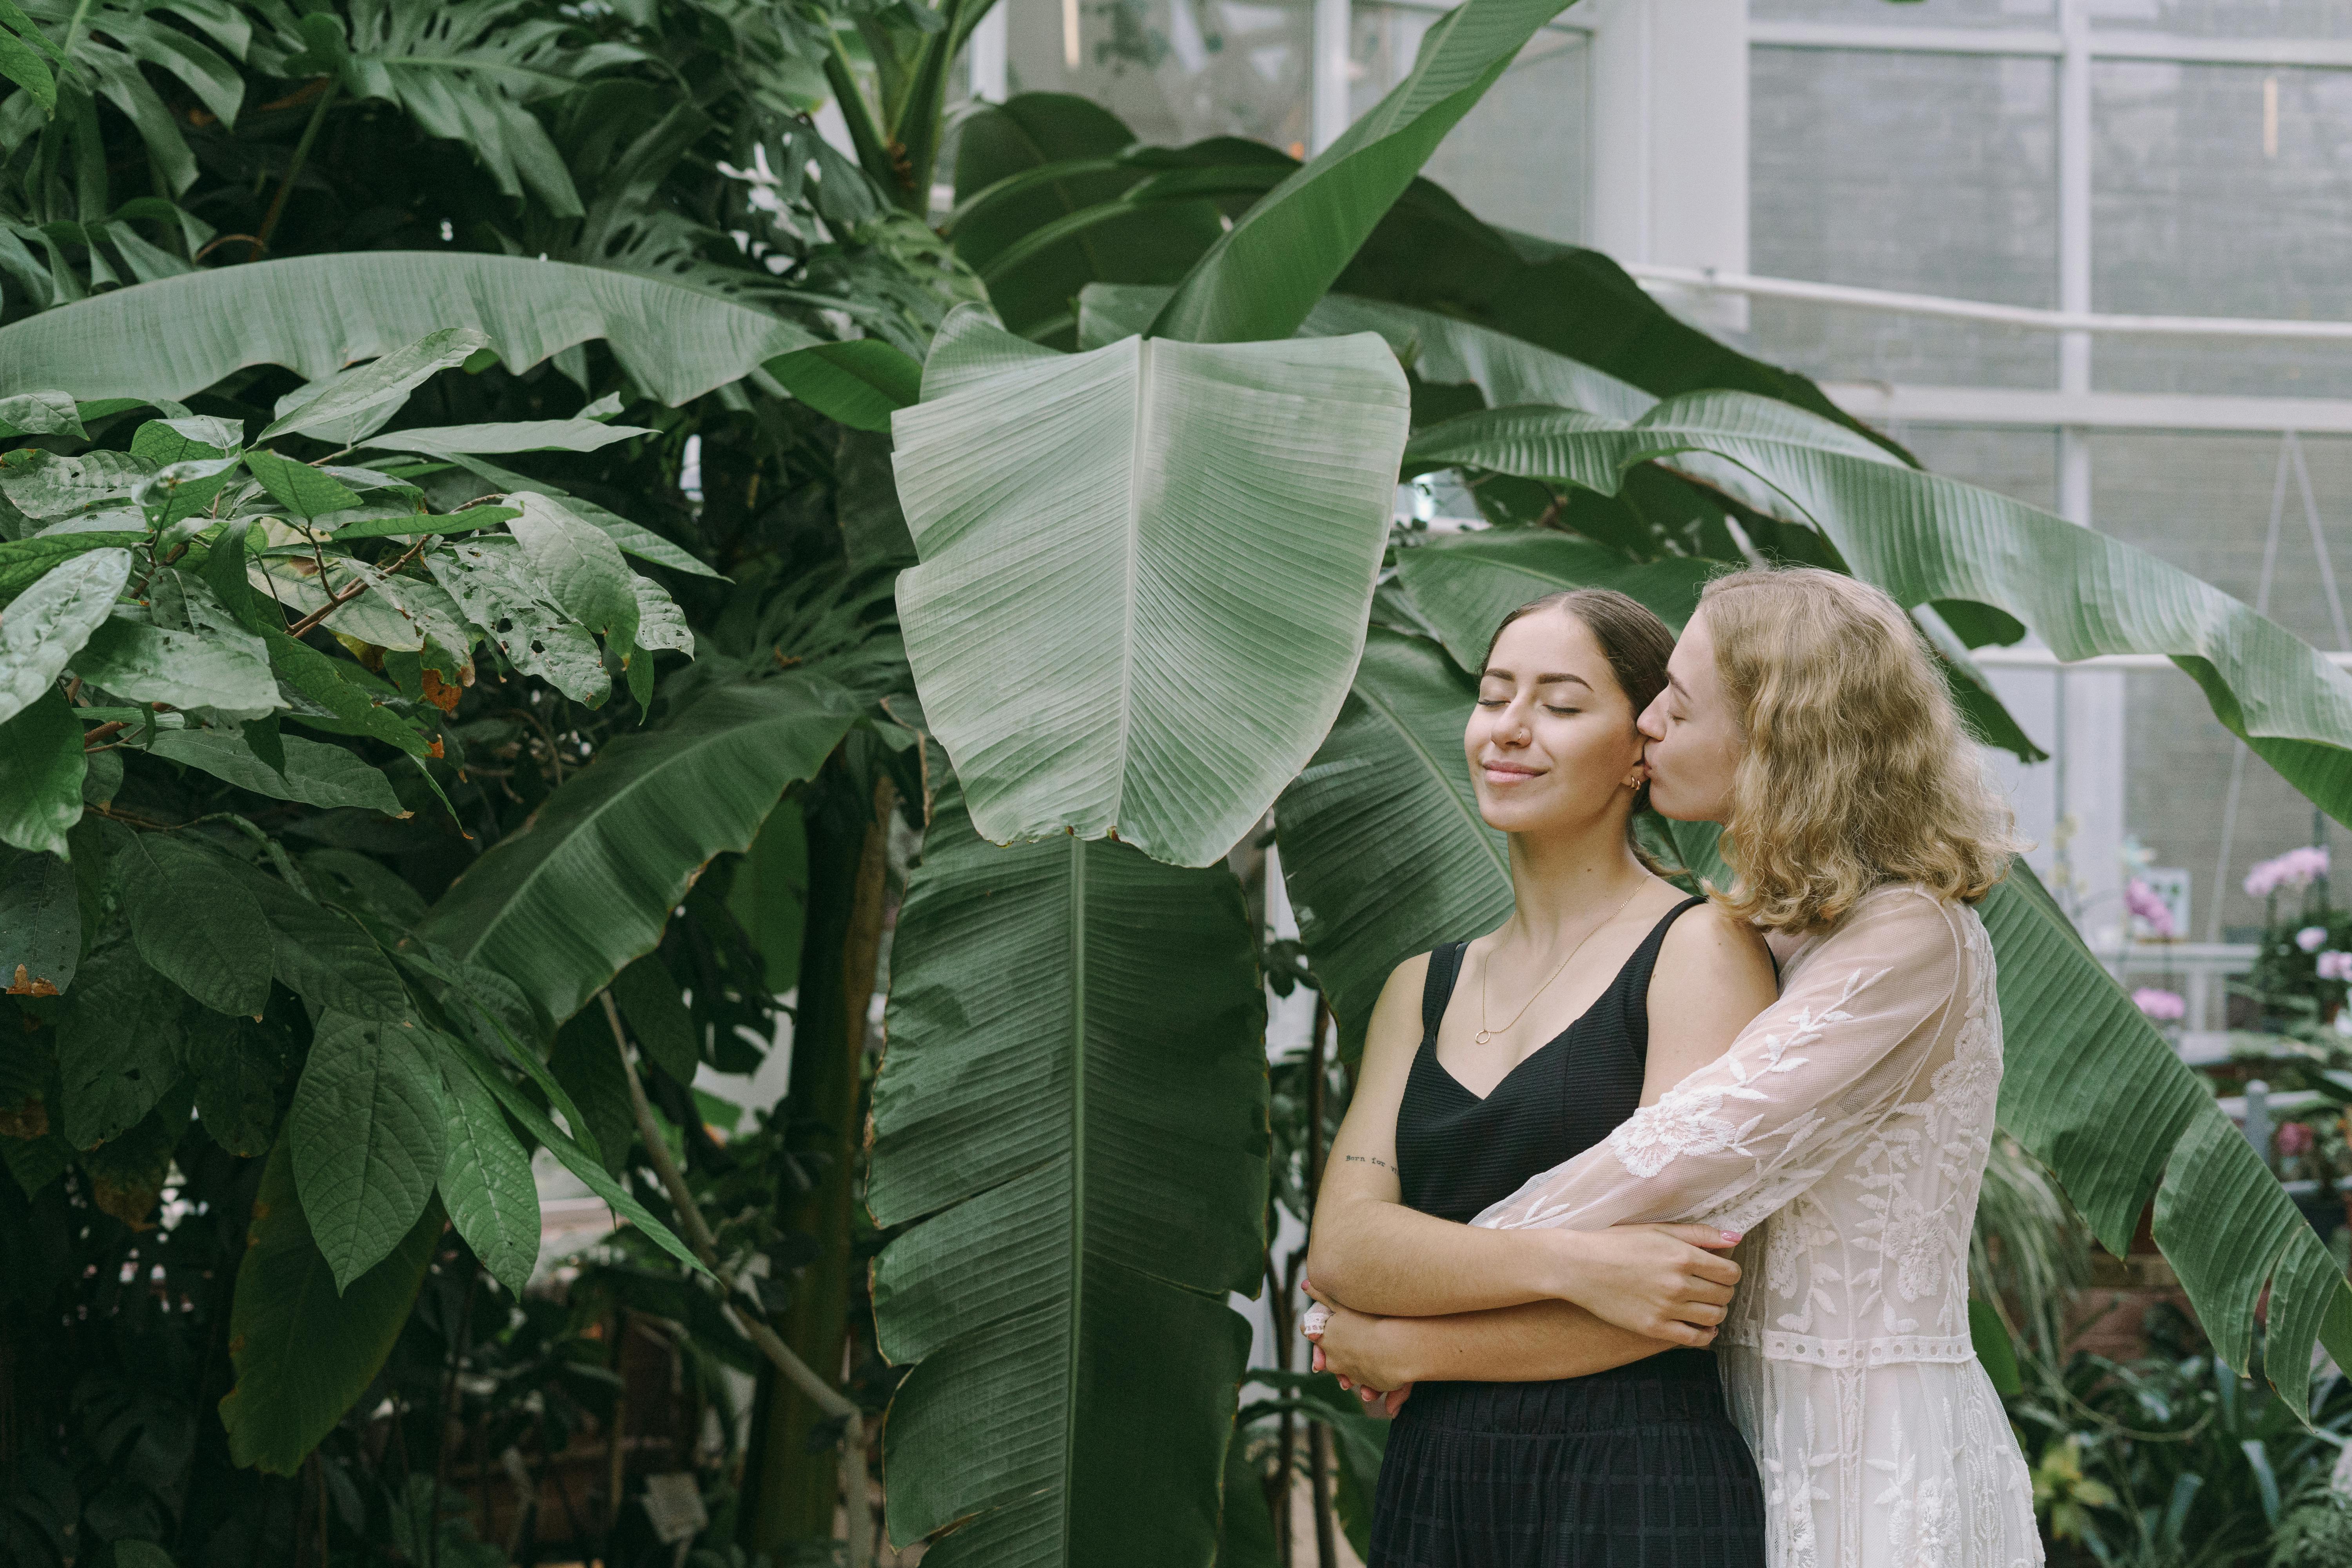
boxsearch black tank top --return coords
[1397,896,1708,1224]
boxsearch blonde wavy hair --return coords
[1699,567,2021,932]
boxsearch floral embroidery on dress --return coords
[1474,887,2042,1567]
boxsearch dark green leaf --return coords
[150,728,403,813]
[764,341,922,433]
[130,416,238,466]
[218,1134,439,1474]
[437,1057,539,1297]
[80,1076,194,1227]
[223,859,410,1023]
[869,787,1266,1561]
[262,627,432,761]
[58,940,185,1148]
[185,1011,287,1158]
[243,449,363,520]
[289,1010,448,1291]
[356,417,653,457]
[0,687,85,859]
[417,675,862,1026]
[610,956,697,1084]
[440,1026,705,1276]
[121,835,272,1018]
[0,847,78,995]
[1969,1298,2021,1398]
[550,1007,634,1176]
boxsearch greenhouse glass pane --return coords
[2086,0,2352,39]
[1900,426,2061,514]
[1351,9,1589,243]
[1754,0,2054,26]
[1748,47,2059,388]
[2094,431,2352,938]
[1004,0,1313,151]
[2092,61,2352,396]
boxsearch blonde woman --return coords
[1307,567,2041,1568]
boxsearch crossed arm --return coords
[1301,907,1779,1405]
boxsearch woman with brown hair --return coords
[1307,566,2041,1568]
[1301,584,1780,1566]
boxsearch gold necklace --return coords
[1474,884,1648,1048]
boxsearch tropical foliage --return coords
[3,0,2352,1563]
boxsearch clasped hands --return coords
[1300,1222,1743,1416]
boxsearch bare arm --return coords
[1303,955,1571,1316]
[1304,954,1742,1338]
[1311,1290,1679,1393]
[1639,902,1779,1107]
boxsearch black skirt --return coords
[1369,1349,1767,1568]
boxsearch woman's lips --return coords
[1480,761,1543,784]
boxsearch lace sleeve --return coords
[1470,887,1969,1237]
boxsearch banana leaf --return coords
[1405,394,2352,829]
[868,786,1269,1564]
[0,252,818,407]
[889,309,1409,867]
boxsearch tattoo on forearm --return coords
[1343,1154,1392,1171]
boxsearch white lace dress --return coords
[1473,884,2042,1568]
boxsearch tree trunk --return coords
[740,767,895,1550]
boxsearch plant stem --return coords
[252,78,340,261]
[430,1258,481,1568]
[601,993,876,1568]
[285,534,432,638]
[820,42,900,210]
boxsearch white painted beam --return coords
[1820,382,2352,435]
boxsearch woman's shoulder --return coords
[1654,896,1777,989]
[1814,883,1976,973]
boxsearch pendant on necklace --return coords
[1472,1029,1493,1047]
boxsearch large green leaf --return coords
[218,1133,441,1475]
[426,535,610,706]
[0,547,130,725]
[289,1009,449,1292]
[891,316,1409,867]
[0,253,819,407]
[869,788,1267,1565]
[56,937,184,1148]
[1083,283,1657,425]
[0,686,85,858]
[1406,394,2352,828]
[184,1011,287,1159]
[437,1057,539,1298]
[149,728,403,813]
[1393,529,1718,662]
[120,833,273,1018]
[258,326,488,440]
[949,94,1225,343]
[70,615,281,714]
[416,674,862,1025]
[0,846,78,995]
[506,493,639,664]
[1274,628,1510,1058]
[1148,0,1577,344]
